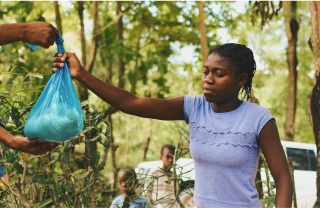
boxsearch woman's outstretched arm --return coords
[53,52,185,120]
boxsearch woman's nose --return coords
[204,73,214,83]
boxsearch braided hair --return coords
[208,43,256,100]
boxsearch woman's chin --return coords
[203,94,217,103]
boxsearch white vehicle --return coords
[280,141,316,208]
[135,141,317,207]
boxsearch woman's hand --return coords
[52,52,84,79]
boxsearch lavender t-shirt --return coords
[184,95,273,208]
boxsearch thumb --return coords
[63,52,74,60]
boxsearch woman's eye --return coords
[203,71,209,76]
[215,71,224,77]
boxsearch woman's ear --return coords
[238,73,248,87]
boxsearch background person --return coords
[144,144,176,207]
[110,167,150,208]
[0,152,8,188]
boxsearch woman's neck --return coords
[212,99,242,113]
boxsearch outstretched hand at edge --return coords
[7,136,60,155]
[1,126,60,155]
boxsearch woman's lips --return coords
[203,87,215,95]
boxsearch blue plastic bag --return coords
[24,33,84,143]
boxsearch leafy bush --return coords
[0,67,115,207]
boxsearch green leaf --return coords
[72,169,90,179]
[54,167,63,174]
[35,198,52,208]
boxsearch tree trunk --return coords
[143,136,151,160]
[75,2,100,102]
[86,1,100,74]
[75,2,100,206]
[54,1,62,35]
[87,3,100,206]
[256,155,263,199]
[196,1,208,63]
[75,1,88,102]
[103,1,127,189]
[117,1,125,89]
[109,116,118,189]
[308,1,320,206]
[288,157,297,208]
[283,1,299,141]
[77,1,86,67]
[142,119,152,160]
[124,114,130,165]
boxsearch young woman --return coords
[53,43,293,207]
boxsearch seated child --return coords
[110,167,150,208]
[0,152,8,188]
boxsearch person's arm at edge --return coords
[259,119,293,207]
[0,22,58,48]
[0,126,59,155]
[53,52,185,121]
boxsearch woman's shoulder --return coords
[242,101,271,113]
[241,102,274,126]
[184,94,203,100]
[184,95,207,106]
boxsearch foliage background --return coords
[0,1,315,207]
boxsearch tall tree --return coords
[116,1,125,89]
[75,2,100,102]
[196,1,208,63]
[283,1,299,141]
[308,1,320,206]
[54,1,62,35]
[77,1,86,68]
[109,1,127,188]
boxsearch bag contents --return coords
[24,33,84,143]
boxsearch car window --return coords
[286,147,316,171]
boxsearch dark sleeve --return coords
[0,118,5,128]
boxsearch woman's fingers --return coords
[51,68,58,74]
[52,53,65,72]
[53,52,60,58]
